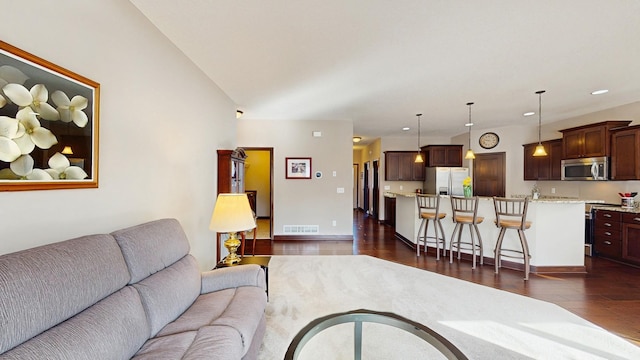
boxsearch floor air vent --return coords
[283,225,320,234]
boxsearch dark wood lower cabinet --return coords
[622,213,640,264]
[595,209,640,266]
[594,210,623,260]
[384,197,396,227]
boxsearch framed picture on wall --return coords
[285,157,312,179]
[0,40,100,191]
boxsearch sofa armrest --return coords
[201,264,266,294]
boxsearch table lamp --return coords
[209,193,256,265]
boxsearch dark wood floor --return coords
[251,209,640,346]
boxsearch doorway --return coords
[363,162,370,214]
[353,164,359,209]
[473,152,506,197]
[243,147,273,240]
[372,160,379,220]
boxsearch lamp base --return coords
[223,231,242,265]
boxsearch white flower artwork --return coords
[0,40,99,191]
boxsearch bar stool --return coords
[449,196,484,269]
[492,197,532,280]
[416,194,447,259]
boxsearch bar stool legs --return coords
[450,221,483,269]
[417,215,446,259]
[494,227,531,280]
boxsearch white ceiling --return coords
[131,0,640,143]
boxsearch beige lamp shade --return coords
[209,193,256,232]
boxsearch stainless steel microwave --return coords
[561,157,608,181]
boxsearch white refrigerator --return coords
[423,167,469,196]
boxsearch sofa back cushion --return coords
[111,218,201,337]
[111,218,191,283]
[133,255,201,336]
[0,234,131,355]
[1,286,149,360]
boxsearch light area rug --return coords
[258,255,640,360]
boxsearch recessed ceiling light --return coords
[523,112,535,117]
[591,89,609,95]
[402,127,410,131]
[352,136,362,143]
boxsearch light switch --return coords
[333,171,337,177]
[337,187,345,193]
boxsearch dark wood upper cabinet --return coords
[523,139,562,181]
[611,125,640,180]
[384,151,424,181]
[217,148,247,194]
[559,121,631,159]
[421,145,463,167]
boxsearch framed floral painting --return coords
[0,40,100,191]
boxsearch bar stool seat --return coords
[449,196,484,269]
[416,194,446,259]
[492,197,532,280]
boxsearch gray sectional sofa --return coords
[0,218,267,360]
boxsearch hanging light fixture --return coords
[415,113,424,163]
[533,90,548,157]
[464,102,475,160]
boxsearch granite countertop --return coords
[593,205,640,214]
[386,192,596,204]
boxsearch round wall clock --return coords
[479,132,499,149]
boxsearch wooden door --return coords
[473,152,506,197]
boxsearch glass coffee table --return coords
[284,309,468,360]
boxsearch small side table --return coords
[214,256,271,299]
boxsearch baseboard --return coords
[395,232,587,274]
[273,235,353,241]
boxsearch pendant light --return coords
[533,90,548,157]
[415,113,424,163]
[464,102,475,160]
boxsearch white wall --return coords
[238,120,353,236]
[0,0,236,270]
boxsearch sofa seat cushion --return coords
[155,286,267,356]
[133,326,244,360]
[1,286,149,360]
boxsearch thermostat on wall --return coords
[315,171,323,179]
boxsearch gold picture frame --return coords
[0,40,100,191]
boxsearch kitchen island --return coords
[392,193,587,273]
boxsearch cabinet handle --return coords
[634,218,640,222]
[604,241,612,245]
[604,223,612,227]
[604,214,612,218]
[605,232,612,236]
